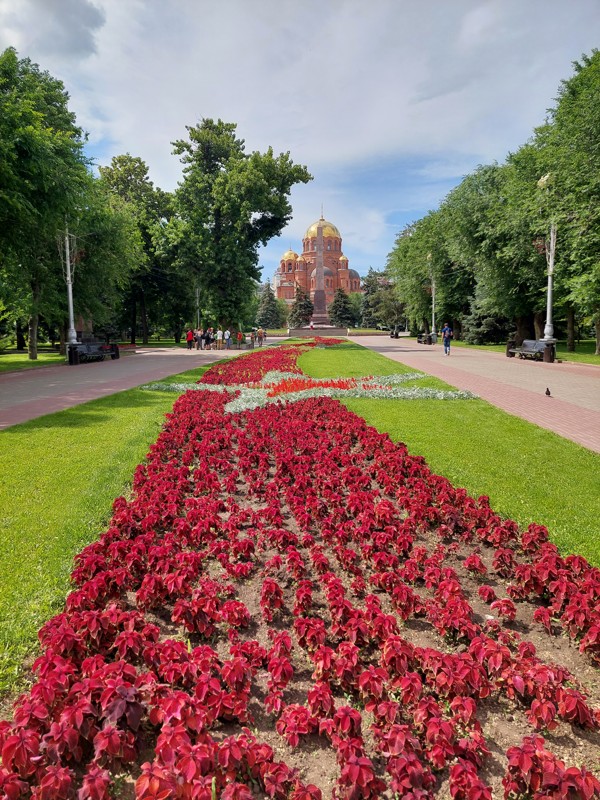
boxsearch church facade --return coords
[274,215,361,307]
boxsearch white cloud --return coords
[1,0,599,281]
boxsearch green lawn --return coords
[0,389,177,690]
[0,352,65,373]
[299,345,600,566]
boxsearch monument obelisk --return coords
[311,215,330,326]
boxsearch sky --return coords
[1,0,599,284]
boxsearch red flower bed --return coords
[2,366,599,796]
[199,339,345,386]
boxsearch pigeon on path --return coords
[545,387,551,396]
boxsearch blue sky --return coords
[1,0,599,283]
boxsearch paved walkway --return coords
[0,346,242,430]
[350,336,600,453]
[1,339,599,453]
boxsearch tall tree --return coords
[171,119,311,322]
[0,48,89,358]
[543,50,600,353]
[328,288,355,327]
[288,285,313,328]
[99,154,174,343]
[255,281,282,328]
[360,268,385,327]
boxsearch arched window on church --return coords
[288,263,292,272]
[327,241,331,250]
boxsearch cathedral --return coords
[274,215,362,308]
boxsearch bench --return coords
[69,343,120,364]
[417,333,435,345]
[507,339,547,361]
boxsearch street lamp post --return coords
[64,223,78,345]
[537,174,557,343]
[427,253,436,338]
[543,223,557,341]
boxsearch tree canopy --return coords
[386,50,600,353]
[170,119,312,323]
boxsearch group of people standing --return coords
[185,327,232,351]
[185,326,267,351]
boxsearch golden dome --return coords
[339,254,348,262]
[305,217,341,240]
[297,254,305,262]
[282,250,298,261]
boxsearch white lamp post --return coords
[537,174,557,343]
[64,222,78,345]
[543,223,557,341]
[427,253,436,338]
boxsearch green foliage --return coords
[0,47,90,358]
[170,119,311,323]
[255,281,283,328]
[386,50,600,353]
[288,284,313,328]
[99,154,182,343]
[360,268,385,327]
[327,288,355,327]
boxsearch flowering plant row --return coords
[1,350,599,798]
[143,368,476,414]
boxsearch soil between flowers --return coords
[1,347,599,799]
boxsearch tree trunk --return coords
[140,291,149,345]
[595,318,600,356]
[28,314,38,360]
[566,306,575,352]
[130,300,137,345]
[533,312,544,340]
[59,325,66,357]
[28,280,40,360]
[15,321,26,351]
[514,316,532,346]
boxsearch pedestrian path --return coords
[351,336,600,453]
[0,346,240,430]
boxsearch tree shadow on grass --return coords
[2,389,176,434]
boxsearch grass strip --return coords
[300,345,600,567]
[0,389,178,691]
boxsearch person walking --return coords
[442,322,453,356]
[257,327,264,347]
[224,329,231,349]
[236,331,243,349]
[186,328,194,350]
[216,327,223,350]
[195,328,203,350]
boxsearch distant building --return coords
[274,215,362,308]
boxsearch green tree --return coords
[170,119,311,322]
[0,48,90,358]
[542,50,600,353]
[370,283,405,330]
[288,285,313,328]
[255,281,282,328]
[360,268,385,327]
[328,288,355,327]
[99,154,175,343]
[347,292,363,328]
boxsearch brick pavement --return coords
[350,336,600,454]
[0,346,241,430]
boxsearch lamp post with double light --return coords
[537,174,557,361]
